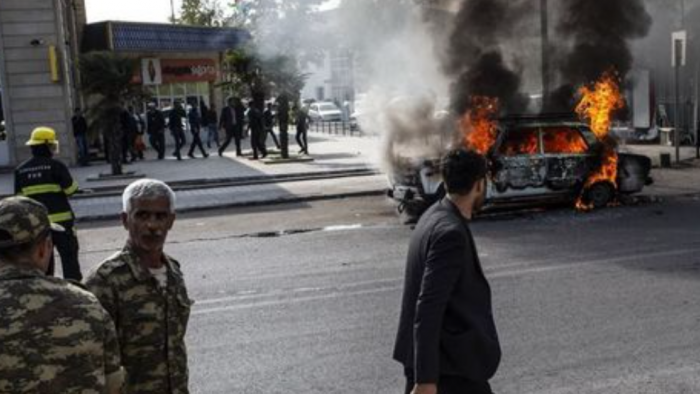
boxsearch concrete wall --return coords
[0,0,75,166]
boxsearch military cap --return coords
[0,196,63,248]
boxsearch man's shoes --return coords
[188,153,195,159]
[218,149,223,157]
[204,153,209,158]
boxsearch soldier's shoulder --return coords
[37,276,103,306]
[85,250,132,279]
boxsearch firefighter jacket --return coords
[14,156,79,225]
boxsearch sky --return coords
[85,0,341,24]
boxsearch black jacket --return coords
[393,198,501,384]
[14,156,78,225]
[218,106,237,131]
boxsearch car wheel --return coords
[584,182,615,209]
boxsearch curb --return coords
[75,188,388,223]
[1,168,380,200]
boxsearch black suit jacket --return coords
[219,106,237,131]
[393,198,501,384]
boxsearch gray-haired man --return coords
[84,179,193,394]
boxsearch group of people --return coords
[3,127,191,392]
[71,96,313,165]
[3,125,500,394]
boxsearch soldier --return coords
[0,196,124,393]
[85,179,193,394]
[14,126,82,280]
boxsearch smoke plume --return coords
[445,0,532,115]
[547,0,652,111]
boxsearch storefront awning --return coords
[83,21,251,53]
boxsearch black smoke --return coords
[445,0,531,115]
[546,0,652,112]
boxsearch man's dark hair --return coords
[0,230,50,263]
[31,144,53,158]
[441,148,488,195]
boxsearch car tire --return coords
[584,182,615,209]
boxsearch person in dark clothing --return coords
[248,103,267,160]
[169,101,187,160]
[14,127,82,280]
[218,98,241,157]
[277,95,290,158]
[394,149,501,394]
[295,105,309,155]
[130,106,145,161]
[187,106,208,159]
[146,103,166,160]
[205,104,220,149]
[120,108,139,163]
[263,103,280,150]
[71,108,89,166]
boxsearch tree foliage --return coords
[174,0,225,26]
[79,51,146,175]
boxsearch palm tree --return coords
[79,52,145,175]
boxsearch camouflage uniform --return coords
[0,196,123,393]
[84,246,193,394]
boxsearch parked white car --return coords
[308,102,342,122]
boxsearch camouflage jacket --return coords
[84,246,193,394]
[0,263,123,393]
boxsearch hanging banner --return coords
[141,58,163,85]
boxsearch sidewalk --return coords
[0,132,382,197]
[619,143,699,167]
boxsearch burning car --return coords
[388,114,653,222]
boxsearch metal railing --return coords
[309,119,362,136]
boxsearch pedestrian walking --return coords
[71,107,90,166]
[169,101,187,160]
[84,179,193,394]
[205,104,220,149]
[218,97,242,157]
[393,149,501,394]
[14,127,82,280]
[248,102,267,160]
[264,102,281,150]
[295,104,309,155]
[120,106,139,163]
[0,196,124,394]
[187,105,208,158]
[147,103,167,160]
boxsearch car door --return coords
[541,125,591,191]
[489,126,548,199]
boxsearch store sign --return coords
[142,58,163,85]
[138,59,217,85]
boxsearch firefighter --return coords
[14,126,82,280]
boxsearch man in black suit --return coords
[218,97,241,157]
[393,148,501,394]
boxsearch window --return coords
[498,128,540,156]
[542,127,589,154]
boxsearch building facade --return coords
[0,0,83,167]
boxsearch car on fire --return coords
[388,115,653,222]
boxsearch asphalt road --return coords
[76,196,700,394]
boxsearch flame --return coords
[574,70,624,210]
[460,96,499,154]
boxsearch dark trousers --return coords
[404,376,493,394]
[75,133,89,165]
[251,127,267,159]
[266,127,280,149]
[47,225,82,281]
[122,132,136,162]
[171,128,186,159]
[296,126,308,154]
[188,127,208,157]
[206,126,220,148]
[149,131,166,159]
[220,127,242,155]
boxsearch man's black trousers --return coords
[220,126,242,155]
[404,376,493,394]
[149,131,166,159]
[47,225,82,281]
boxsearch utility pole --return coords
[170,0,176,23]
[540,0,550,110]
